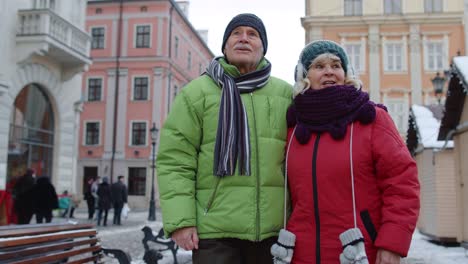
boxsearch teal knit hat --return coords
[295,40,349,81]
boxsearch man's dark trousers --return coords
[113,202,124,225]
[193,237,277,264]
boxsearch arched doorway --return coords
[7,83,54,181]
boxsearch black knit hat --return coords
[221,13,268,55]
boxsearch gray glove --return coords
[339,228,369,264]
[271,229,296,264]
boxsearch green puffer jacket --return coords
[156,58,292,241]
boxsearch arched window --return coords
[7,84,54,180]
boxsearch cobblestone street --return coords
[62,209,466,264]
[68,209,191,264]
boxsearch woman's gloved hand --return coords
[271,229,296,264]
[339,228,369,264]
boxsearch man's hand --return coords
[171,226,199,251]
[376,248,400,264]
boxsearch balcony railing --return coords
[16,9,91,67]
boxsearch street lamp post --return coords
[148,123,159,221]
[431,72,446,104]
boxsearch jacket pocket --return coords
[203,178,221,215]
[360,210,377,243]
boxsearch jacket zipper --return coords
[250,92,261,241]
[203,177,221,215]
[312,134,321,264]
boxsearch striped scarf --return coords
[206,57,272,177]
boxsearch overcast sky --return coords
[187,0,305,84]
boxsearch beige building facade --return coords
[439,56,468,247]
[303,0,465,135]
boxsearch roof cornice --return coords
[302,12,463,27]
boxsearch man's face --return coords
[223,26,264,74]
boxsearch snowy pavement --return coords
[403,230,468,264]
[65,210,468,264]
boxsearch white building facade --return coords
[0,0,91,193]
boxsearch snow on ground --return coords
[92,210,468,264]
[404,229,468,264]
[128,228,468,264]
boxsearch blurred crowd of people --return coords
[2,170,128,226]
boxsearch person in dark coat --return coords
[110,175,128,225]
[97,177,112,226]
[13,169,36,224]
[32,176,58,223]
[84,177,98,220]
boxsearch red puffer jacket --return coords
[285,107,420,264]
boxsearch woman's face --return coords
[307,54,345,90]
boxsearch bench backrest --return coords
[0,223,104,264]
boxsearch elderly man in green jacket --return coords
[156,13,292,263]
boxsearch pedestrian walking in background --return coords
[13,168,35,224]
[97,177,112,226]
[156,13,292,263]
[84,177,98,220]
[282,40,420,264]
[32,176,58,223]
[111,175,128,225]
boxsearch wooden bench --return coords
[0,223,131,264]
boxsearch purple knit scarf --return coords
[287,85,387,144]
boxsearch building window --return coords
[35,0,56,10]
[384,43,405,72]
[85,122,100,145]
[128,167,146,196]
[344,43,362,73]
[187,51,192,70]
[8,84,54,180]
[133,77,149,101]
[167,84,171,112]
[174,36,179,58]
[344,0,362,16]
[173,85,178,100]
[87,78,102,101]
[131,122,146,146]
[386,98,408,133]
[384,0,401,14]
[425,41,444,71]
[91,27,105,49]
[136,25,151,48]
[425,0,442,13]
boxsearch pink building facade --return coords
[79,0,213,209]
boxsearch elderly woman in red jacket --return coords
[281,40,420,264]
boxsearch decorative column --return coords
[368,25,380,102]
[153,67,164,127]
[409,24,422,105]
